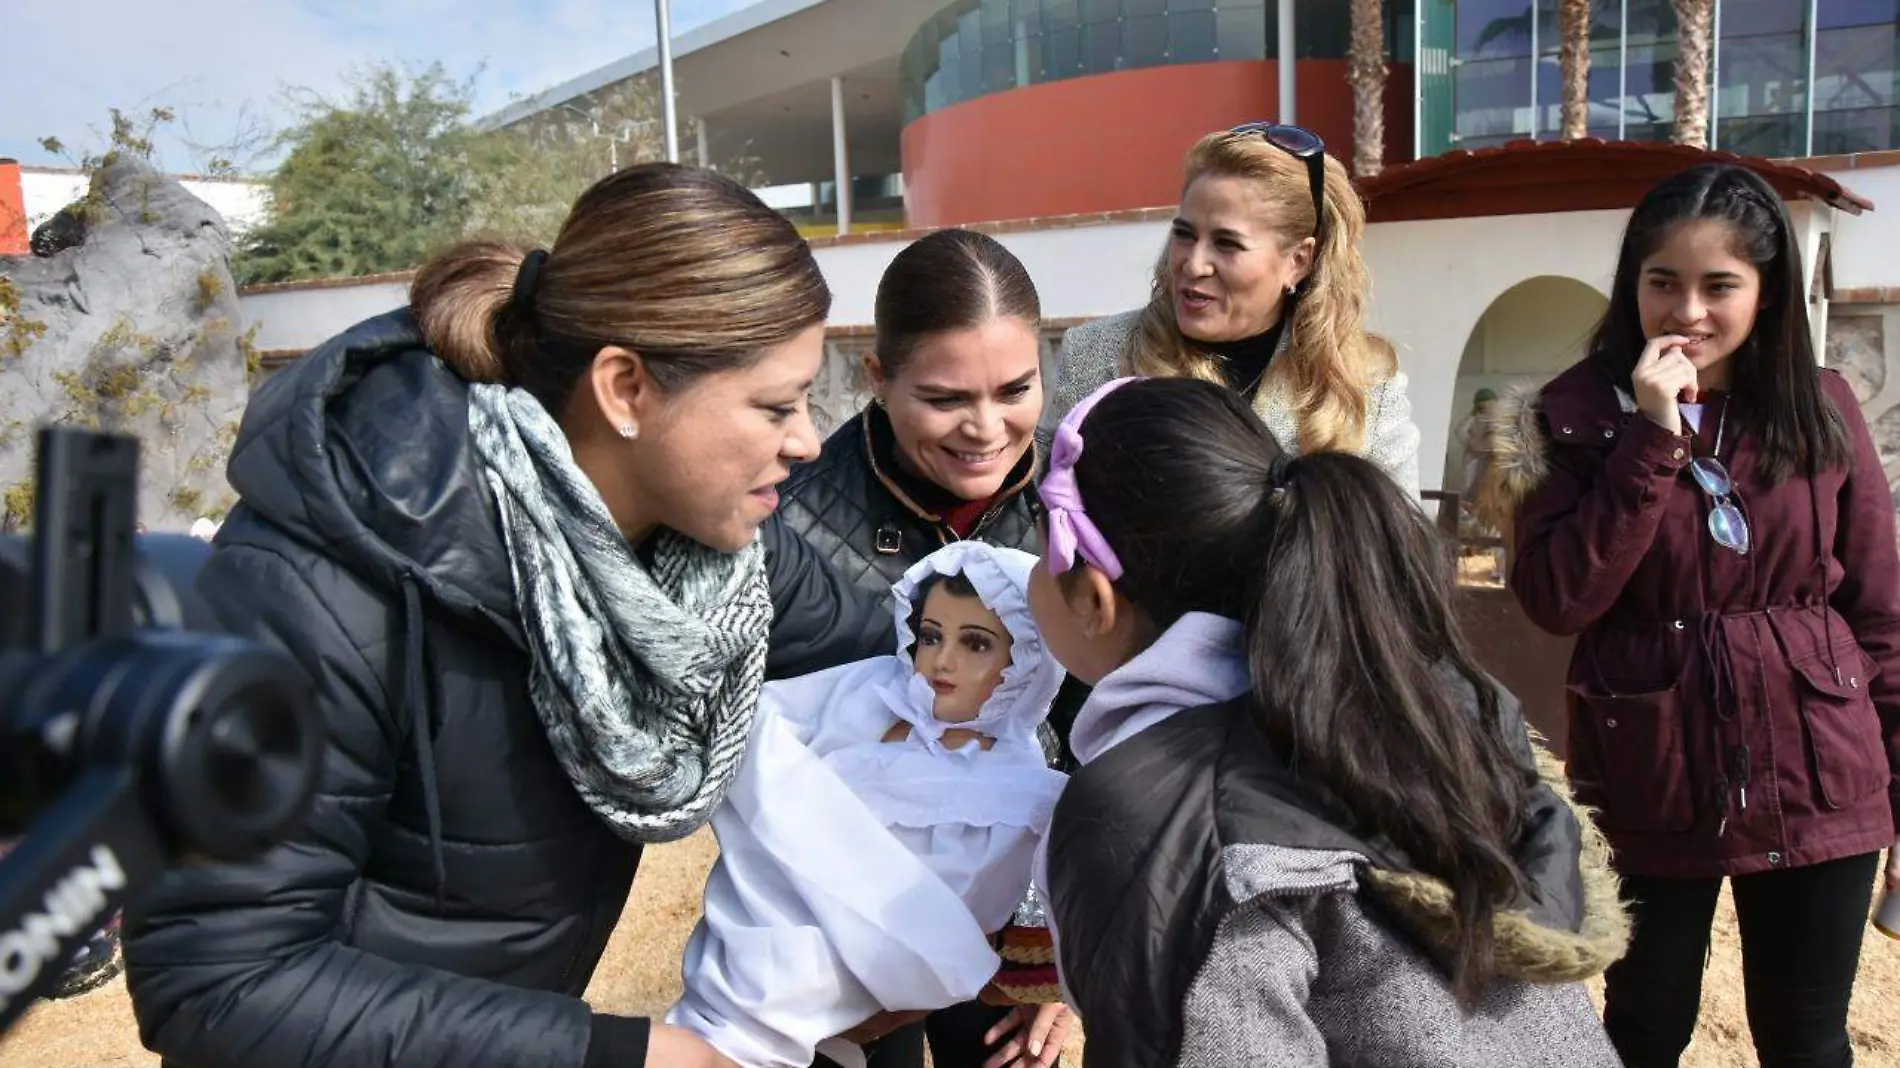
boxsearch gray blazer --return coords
[1048,310,1422,497]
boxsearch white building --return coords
[17,164,268,237]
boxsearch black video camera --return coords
[0,427,322,1036]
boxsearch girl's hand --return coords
[982,1003,1072,1068]
[1886,837,1898,893]
[645,1023,740,1068]
[1631,334,1698,435]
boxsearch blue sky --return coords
[0,0,760,173]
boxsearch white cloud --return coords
[0,0,757,173]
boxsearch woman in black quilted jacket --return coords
[776,228,1074,1068]
[120,163,890,1068]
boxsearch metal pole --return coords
[1277,0,1296,123]
[1619,0,1629,139]
[655,0,680,163]
[1529,2,1540,139]
[696,117,710,168]
[1803,0,1818,155]
[1709,0,1722,150]
[831,75,852,235]
[1414,0,1424,158]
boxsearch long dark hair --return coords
[873,228,1040,377]
[1587,163,1849,483]
[1064,378,1535,1004]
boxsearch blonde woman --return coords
[1048,123,1420,494]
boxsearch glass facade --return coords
[900,0,1417,124]
[1420,0,1900,158]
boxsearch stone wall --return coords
[1824,305,1900,524]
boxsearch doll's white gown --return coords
[666,541,1068,1068]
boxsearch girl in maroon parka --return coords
[1481,163,1899,1068]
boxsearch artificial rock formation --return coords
[0,155,250,532]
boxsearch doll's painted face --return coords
[913,582,1014,724]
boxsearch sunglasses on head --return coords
[1229,121,1327,247]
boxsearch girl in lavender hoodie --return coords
[1020,376,1630,1068]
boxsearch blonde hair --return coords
[411,163,831,411]
[1127,130,1395,454]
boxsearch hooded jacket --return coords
[1045,615,1628,1068]
[120,309,893,1068]
[669,542,1067,1068]
[1476,361,1900,878]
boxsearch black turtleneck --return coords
[1200,319,1286,401]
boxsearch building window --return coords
[1425,0,1900,160]
[1458,56,1535,141]
[1716,0,1808,157]
[1216,3,1268,61]
[1815,0,1900,151]
[1169,8,1219,63]
[901,0,1369,122]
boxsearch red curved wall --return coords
[901,60,1414,229]
[1,161,27,256]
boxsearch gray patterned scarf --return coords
[467,383,771,844]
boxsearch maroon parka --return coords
[1500,360,1900,878]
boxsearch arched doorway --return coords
[1444,275,1608,499]
[1444,275,1607,757]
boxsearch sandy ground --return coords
[3,829,1895,1067]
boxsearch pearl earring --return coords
[618,423,638,440]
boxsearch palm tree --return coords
[1673,0,1715,147]
[1348,0,1387,175]
[1559,0,1593,139]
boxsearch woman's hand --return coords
[1886,837,1899,893]
[981,1003,1073,1068]
[834,1009,929,1047]
[645,1023,741,1068]
[1630,334,1698,435]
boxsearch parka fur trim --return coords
[1362,743,1632,984]
[1473,383,1551,540]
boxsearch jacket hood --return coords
[1473,362,1638,540]
[1068,612,1253,766]
[883,541,1065,751]
[226,308,521,643]
[1472,382,1550,538]
[1360,740,1632,985]
[1083,617,1634,986]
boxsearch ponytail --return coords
[1248,452,1533,1006]
[408,162,830,415]
[411,239,535,386]
[1061,377,1535,1007]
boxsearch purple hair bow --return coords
[1038,377,1137,580]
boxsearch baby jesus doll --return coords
[667,541,1068,1068]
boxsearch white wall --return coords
[21,167,269,237]
[242,279,412,351]
[1358,209,1630,490]
[813,220,1169,326]
[235,171,1887,493]
[1826,165,1900,292]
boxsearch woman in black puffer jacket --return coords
[776,229,1077,1068]
[121,164,888,1068]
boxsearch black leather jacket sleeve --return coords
[761,513,895,679]
[121,544,597,1068]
